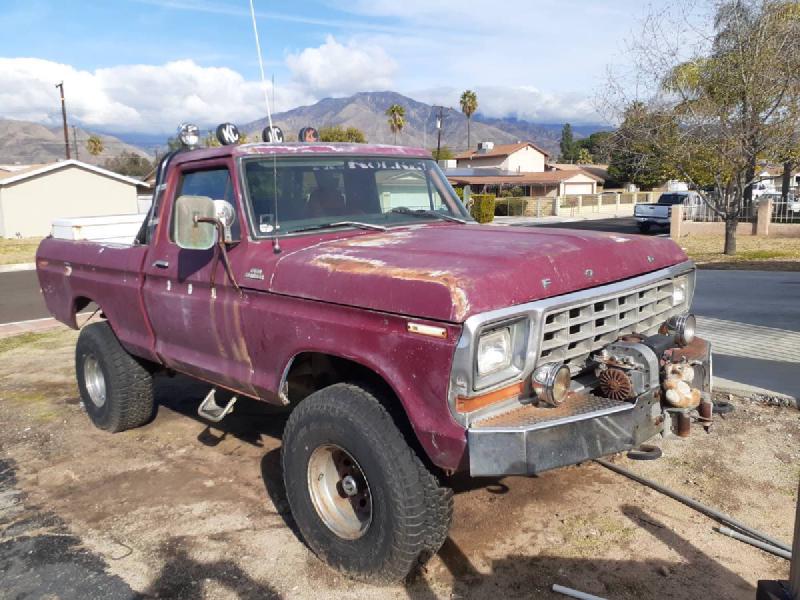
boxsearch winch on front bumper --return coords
[467,331,712,477]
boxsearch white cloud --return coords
[285,35,396,97]
[0,35,396,134]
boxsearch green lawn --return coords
[678,235,800,270]
[0,238,41,266]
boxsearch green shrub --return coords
[452,186,464,200]
[469,194,495,223]
[494,197,526,216]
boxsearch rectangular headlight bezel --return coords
[473,318,529,391]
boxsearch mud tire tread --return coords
[281,382,451,582]
[75,321,154,433]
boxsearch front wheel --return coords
[281,383,452,582]
[638,222,652,233]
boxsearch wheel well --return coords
[283,352,393,406]
[74,296,92,315]
[283,352,436,473]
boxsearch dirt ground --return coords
[0,327,797,599]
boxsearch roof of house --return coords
[446,170,601,187]
[454,141,550,161]
[550,163,609,182]
[0,160,151,188]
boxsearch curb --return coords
[0,262,36,273]
[713,377,798,409]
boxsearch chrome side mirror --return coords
[213,199,237,243]
[174,195,217,250]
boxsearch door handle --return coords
[152,260,169,269]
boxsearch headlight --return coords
[672,272,696,308]
[476,328,511,376]
[665,313,696,346]
[532,363,572,406]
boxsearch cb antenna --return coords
[248,0,281,253]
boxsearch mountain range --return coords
[0,120,151,166]
[243,92,608,156]
[0,91,609,165]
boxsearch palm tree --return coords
[86,135,104,157]
[460,90,478,149]
[386,104,405,144]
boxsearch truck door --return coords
[141,160,257,396]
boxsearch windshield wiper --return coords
[289,221,388,234]
[390,206,467,223]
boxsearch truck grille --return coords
[539,277,685,373]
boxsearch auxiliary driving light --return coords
[665,313,696,346]
[178,123,200,148]
[531,363,571,406]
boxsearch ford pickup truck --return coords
[36,129,712,582]
[633,191,703,233]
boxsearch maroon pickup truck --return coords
[37,133,712,581]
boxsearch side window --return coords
[172,167,240,242]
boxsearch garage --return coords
[0,160,148,238]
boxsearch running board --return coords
[198,388,237,423]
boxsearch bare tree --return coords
[601,0,800,254]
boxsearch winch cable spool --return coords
[598,368,634,401]
[595,459,792,555]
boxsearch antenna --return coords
[249,0,274,133]
[248,0,281,253]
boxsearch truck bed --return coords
[36,236,156,362]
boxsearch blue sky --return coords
[0,0,680,133]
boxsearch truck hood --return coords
[269,224,688,322]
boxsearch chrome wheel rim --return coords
[307,444,372,540]
[83,355,107,408]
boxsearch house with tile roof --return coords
[446,141,602,196]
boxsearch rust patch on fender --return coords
[310,253,471,320]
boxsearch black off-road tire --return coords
[281,383,453,582]
[638,223,652,234]
[75,321,155,432]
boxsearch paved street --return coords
[0,269,49,324]
[1,237,797,397]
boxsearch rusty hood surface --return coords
[267,224,689,323]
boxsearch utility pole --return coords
[72,125,79,161]
[435,106,444,161]
[55,82,71,160]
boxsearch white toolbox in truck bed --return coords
[51,214,144,245]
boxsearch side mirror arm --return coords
[195,216,243,298]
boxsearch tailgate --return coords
[634,204,667,218]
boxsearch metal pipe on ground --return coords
[716,526,791,560]
[594,459,792,553]
[552,584,608,600]
[791,481,799,599]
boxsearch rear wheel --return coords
[75,321,155,432]
[281,382,452,582]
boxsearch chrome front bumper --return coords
[467,393,662,476]
[467,336,713,477]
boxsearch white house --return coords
[0,160,149,238]
[455,142,549,173]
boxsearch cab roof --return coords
[169,142,432,166]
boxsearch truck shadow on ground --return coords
[152,374,290,448]
[140,537,281,600]
[405,504,755,600]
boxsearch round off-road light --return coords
[178,123,200,148]
[531,363,571,406]
[666,313,696,346]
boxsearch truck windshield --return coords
[242,157,471,236]
[658,194,687,205]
